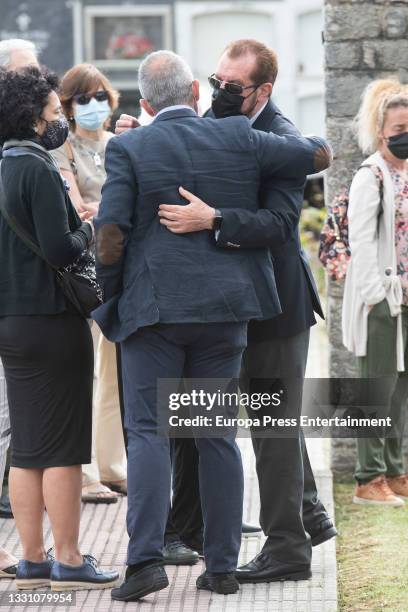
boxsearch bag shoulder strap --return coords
[63,139,74,161]
[63,139,78,176]
[0,161,57,269]
[359,163,384,203]
[3,143,59,169]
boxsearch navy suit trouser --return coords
[120,321,246,573]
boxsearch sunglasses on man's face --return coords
[208,74,260,96]
[73,90,109,105]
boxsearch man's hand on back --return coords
[158,187,216,233]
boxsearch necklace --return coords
[93,152,102,168]
[75,132,104,170]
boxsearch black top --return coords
[0,146,92,315]
[248,101,323,339]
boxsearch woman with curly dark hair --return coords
[0,66,118,591]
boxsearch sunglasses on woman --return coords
[208,74,260,96]
[73,90,109,105]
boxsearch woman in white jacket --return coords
[342,79,408,506]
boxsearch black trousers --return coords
[165,437,203,546]
[240,328,326,565]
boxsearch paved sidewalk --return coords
[0,324,337,611]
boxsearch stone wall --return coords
[324,0,408,474]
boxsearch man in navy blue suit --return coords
[94,50,331,601]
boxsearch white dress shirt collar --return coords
[155,105,196,118]
[249,101,269,126]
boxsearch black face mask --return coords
[211,89,245,119]
[387,132,408,160]
[39,117,69,151]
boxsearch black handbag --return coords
[0,159,102,319]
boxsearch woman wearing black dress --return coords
[0,66,118,591]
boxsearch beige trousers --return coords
[82,324,126,486]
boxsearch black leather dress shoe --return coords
[236,551,311,583]
[182,539,203,557]
[242,522,262,535]
[196,570,239,594]
[308,518,338,547]
[111,563,169,601]
[163,541,199,565]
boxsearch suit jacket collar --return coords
[153,107,198,123]
[252,99,280,132]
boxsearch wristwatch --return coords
[213,209,223,231]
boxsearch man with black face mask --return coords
[115,39,336,583]
[210,74,261,119]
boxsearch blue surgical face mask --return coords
[74,98,111,131]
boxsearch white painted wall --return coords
[174,0,325,134]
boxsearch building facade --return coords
[0,0,325,131]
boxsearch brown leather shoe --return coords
[353,475,405,507]
[387,474,408,500]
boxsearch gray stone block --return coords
[325,0,369,5]
[329,346,358,378]
[327,295,343,347]
[325,42,361,69]
[324,155,364,204]
[397,69,408,84]
[325,0,406,5]
[362,40,408,69]
[382,7,408,39]
[331,437,357,474]
[325,5,382,41]
[326,117,359,159]
[326,72,375,117]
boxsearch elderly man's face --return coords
[8,48,38,71]
[214,51,271,118]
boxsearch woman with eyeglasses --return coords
[52,64,127,505]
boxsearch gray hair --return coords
[0,39,37,67]
[138,50,194,112]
